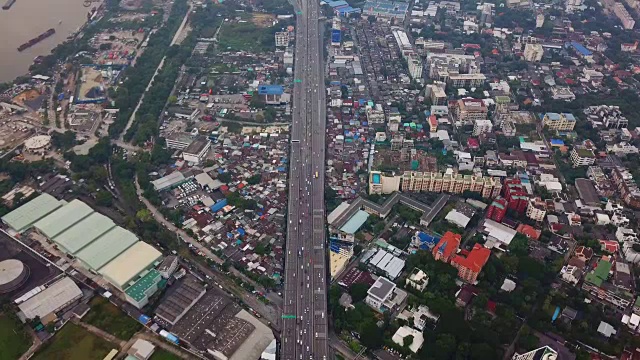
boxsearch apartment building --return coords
[542,112,577,130]
[274,32,290,47]
[473,119,493,136]
[570,146,596,166]
[408,55,423,80]
[425,53,479,82]
[486,196,508,222]
[366,104,386,124]
[612,167,640,209]
[451,244,491,283]
[526,197,546,222]
[614,2,635,29]
[400,171,502,198]
[523,43,544,62]
[453,99,488,124]
[503,178,529,214]
[432,231,461,263]
[448,73,486,87]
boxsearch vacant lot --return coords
[218,21,275,53]
[149,348,182,360]
[84,297,142,340]
[0,313,32,360]
[33,323,115,360]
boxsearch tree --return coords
[136,209,153,222]
[247,174,262,185]
[403,335,414,348]
[359,321,383,349]
[508,234,530,257]
[95,191,113,207]
[349,283,370,303]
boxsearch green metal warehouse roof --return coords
[125,269,161,302]
[34,199,94,238]
[52,212,116,254]
[1,193,64,232]
[75,226,138,270]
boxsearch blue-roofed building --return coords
[337,210,369,242]
[257,84,290,105]
[411,232,440,250]
[258,85,284,95]
[326,0,349,7]
[568,41,593,59]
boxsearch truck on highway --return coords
[315,171,318,178]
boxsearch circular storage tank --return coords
[0,259,29,293]
[23,135,52,151]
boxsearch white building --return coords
[570,147,596,167]
[275,32,290,47]
[366,276,407,313]
[473,119,493,136]
[182,137,211,165]
[392,326,424,353]
[526,199,546,222]
[18,277,83,322]
[512,346,558,360]
[561,265,582,285]
[405,268,429,292]
[523,43,544,62]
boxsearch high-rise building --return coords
[503,178,529,214]
[486,196,508,222]
[614,2,635,29]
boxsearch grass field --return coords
[149,348,181,360]
[218,21,275,53]
[33,322,115,360]
[0,313,32,360]
[84,297,141,340]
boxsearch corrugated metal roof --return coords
[1,193,64,232]
[151,171,185,191]
[339,210,369,234]
[99,242,162,288]
[34,199,93,238]
[125,269,161,302]
[18,277,82,319]
[53,212,116,254]
[75,227,138,270]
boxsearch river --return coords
[0,0,93,83]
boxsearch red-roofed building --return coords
[432,231,461,263]
[467,137,479,150]
[516,224,541,240]
[451,244,491,283]
[599,240,619,254]
[429,115,438,132]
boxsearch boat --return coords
[2,0,16,10]
[17,28,56,52]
